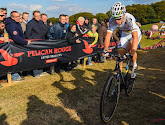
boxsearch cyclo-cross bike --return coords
[100,52,136,123]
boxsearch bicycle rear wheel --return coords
[100,73,120,123]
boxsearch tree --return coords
[48,17,59,24]
[106,10,111,18]
[95,13,109,23]
[69,12,95,24]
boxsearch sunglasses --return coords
[0,15,5,17]
[4,13,7,14]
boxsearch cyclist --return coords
[103,2,142,78]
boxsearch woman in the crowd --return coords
[67,24,81,44]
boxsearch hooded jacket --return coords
[5,17,28,45]
[47,22,67,40]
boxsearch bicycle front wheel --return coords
[100,73,120,123]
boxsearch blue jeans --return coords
[88,57,92,64]
[11,73,20,80]
[33,69,43,77]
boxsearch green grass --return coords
[0,48,165,125]
[141,23,158,30]
[140,35,164,48]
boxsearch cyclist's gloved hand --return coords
[103,50,109,56]
[130,54,133,59]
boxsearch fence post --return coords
[83,57,88,68]
[7,73,12,84]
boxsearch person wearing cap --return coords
[103,2,142,78]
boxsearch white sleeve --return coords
[127,15,139,32]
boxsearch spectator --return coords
[98,20,108,47]
[66,24,81,45]
[47,14,67,40]
[0,21,6,41]
[21,12,29,33]
[0,8,6,36]
[25,10,45,39]
[0,8,7,20]
[25,10,46,77]
[76,16,88,37]
[0,8,5,21]
[5,11,31,81]
[87,25,98,65]
[5,11,31,45]
[41,13,52,38]
[89,18,101,31]
[65,15,69,28]
[83,17,90,30]
[66,24,81,69]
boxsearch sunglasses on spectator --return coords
[4,13,7,14]
[0,15,5,17]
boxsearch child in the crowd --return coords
[87,24,98,65]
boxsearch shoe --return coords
[88,63,93,66]
[12,77,24,82]
[131,65,137,78]
[50,66,55,75]
[100,60,104,63]
[74,65,82,68]
[39,72,48,77]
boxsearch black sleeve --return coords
[66,32,77,45]
[25,23,33,39]
[7,24,28,45]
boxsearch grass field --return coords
[140,35,164,48]
[141,23,158,30]
[0,47,165,125]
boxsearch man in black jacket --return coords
[47,14,67,40]
[25,11,45,39]
[5,11,31,45]
[5,11,31,81]
[25,10,46,77]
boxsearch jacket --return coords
[47,22,67,40]
[5,17,28,45]
[87,31,98,45]
[25,18,45,39]
[98,23,107,47]
[66,30,79,45]
[20,20,27,33]
[76,21,88,37]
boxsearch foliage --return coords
[47,17,59,24]
[126,1,165,24]
[68,12,95,24]
[95,13,109,23]
[48,1,165,25]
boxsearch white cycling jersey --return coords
[107,13,142,49]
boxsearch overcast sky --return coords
[1,0,163,20]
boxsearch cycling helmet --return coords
[111,2,126,19]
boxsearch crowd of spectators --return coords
[0,8,120,82]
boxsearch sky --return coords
[0,0,163,20]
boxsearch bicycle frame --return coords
[113,55,130,87]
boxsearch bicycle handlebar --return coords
[103,50,133,61]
